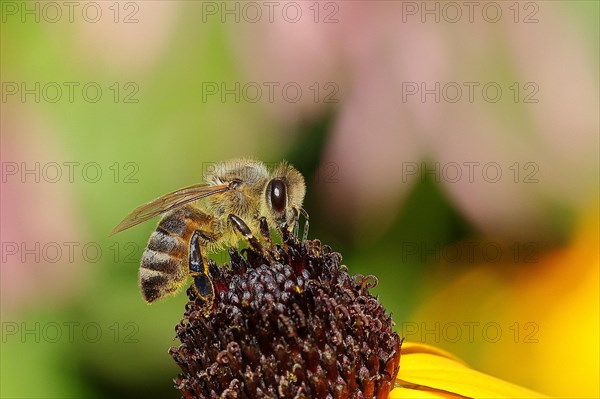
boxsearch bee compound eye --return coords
[268,179,287,214]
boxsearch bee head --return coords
[264,162,306,230]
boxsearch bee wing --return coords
[109,182,231,236]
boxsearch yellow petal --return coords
[400,342,466,364]
[389,385,461,398]
[404,206,599,397]
[390,342,548,399]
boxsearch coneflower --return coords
[170,234,401,399]
[169,233,547,399]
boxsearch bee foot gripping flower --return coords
[169,235,402,399]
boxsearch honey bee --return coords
[110,159,307,305]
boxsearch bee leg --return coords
[277,224,290,243]
[259,216,281,258]
[288,208,309,241]
[299,208,310,241]
[189,230,215,306]
[292,208,300,238]
[228,214,273,262]
[259,216,271,241]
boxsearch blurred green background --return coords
[1,1,598,398]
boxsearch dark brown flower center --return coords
[170,237,401,399]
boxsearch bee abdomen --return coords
[157,207,205,236]
[147,231,187,257]
[140,240,187,303]
[139,269,172,303]
[141,248,181,274]
[139,206,210,303]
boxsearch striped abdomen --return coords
[139,205,210,303]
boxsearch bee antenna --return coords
[299,207,309,220]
